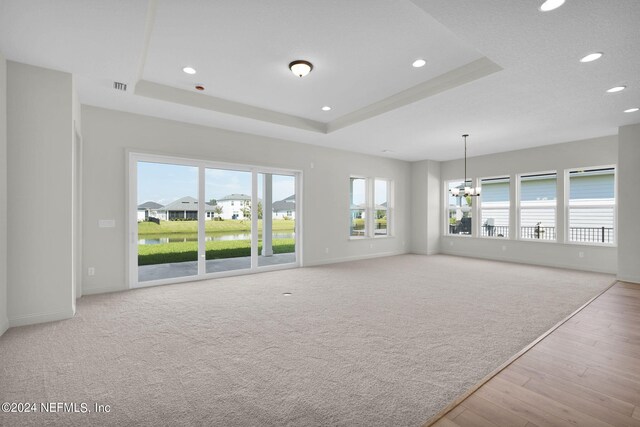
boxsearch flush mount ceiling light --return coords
[624,107,639,113]
[607,86,626,93]
[182,66,196,75]
[412,59,426,68]
[450,134,481,197]
[321,106,331,111]
[539,0,565,12]
[580,52,603,63]
[289,60,313,77]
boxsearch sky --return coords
[351,178,388,206]
[137,162,295,205]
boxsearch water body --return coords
[139,231,295,245]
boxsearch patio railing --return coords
[569,226,613,243]
[479,225,613,243]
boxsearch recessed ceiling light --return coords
[412,59,426,68]
[195,85,205,91]
[283,292,292,296]
[624,107,639,113]
[321,106,331,111]
[607,86,626,93]
[580,52,603,63]
[289,60,313,77]
[182,66,196,75]
[539,0,565,12]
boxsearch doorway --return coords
[128,153,301,288]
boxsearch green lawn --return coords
[351,218,387,230]
[138,219,294,235]
[138,238,295,266]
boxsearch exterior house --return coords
[157,196,215,220]
[137,201,166,221]
[216,194,252,220]
[272,194,295,219]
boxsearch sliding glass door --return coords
[258,173,297,267]
[130,153,300,288]
[204,168,253,273]
[136,161,199,282]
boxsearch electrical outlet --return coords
[502,245,507,251]
[88,267,95,276]
[325,247,329,254]
[579,251,584,258]
[449,241,454,247]
[369,243,373,249]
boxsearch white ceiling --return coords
[1,0,639,161]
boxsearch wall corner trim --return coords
[0,317,9,337]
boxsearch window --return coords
[374,179,389,236]
[350,177,392,238]
[519,172,556,240]
[568,167,615,244]
[447,180,472,235]
[131,153,301,288]
[350,177,367,237]
[480,177,510,238]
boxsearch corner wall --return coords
[0,53,7,336]
[410,160,440,254]
[439,135,618,274]
[81,106,411,295]
[618,123,640,283]
[6,62,75,326]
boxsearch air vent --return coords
[113,82,127,91]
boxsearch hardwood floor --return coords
[429,282,640,427]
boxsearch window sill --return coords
[349,235,394,241]
[565,241,616,248]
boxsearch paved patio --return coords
[138,253,297,282]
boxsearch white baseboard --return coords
[439,249,617,275]
[303,250,407,267]
[409,249,440,256]
[9,308,75,328]
[617,275,640,285]
[0,316,9,337]
[82,285,127,295]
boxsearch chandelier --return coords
[450,134,481,197]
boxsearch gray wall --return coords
[81,106,411,295]
[0,53,7,336]
[411,160,440,255]
[7,62,75,326]
[618,123,640,283]
[438,135,618,273]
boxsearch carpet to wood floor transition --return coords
[0,255,613,426]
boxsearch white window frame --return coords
[444,178,474,237]
[565,165,617,246]
[349,176,393,239]
[128,151,303,289]
[373,178,392,238]
[479,175,510,239]
[517,171,558,242]
[349,175,368,239]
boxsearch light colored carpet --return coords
[0,254,613,426]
